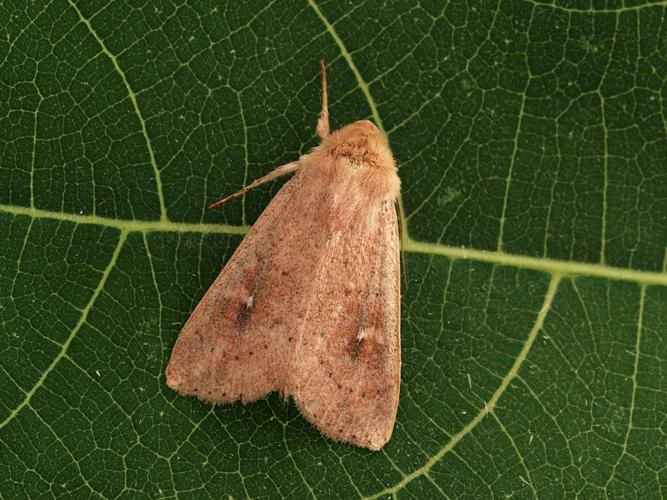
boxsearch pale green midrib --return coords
[1,203,666,285]
[0,203,248,235]
[367,275,562,499]
[406,240,667,286]
[0,231,128,430]
[66,0,168,222]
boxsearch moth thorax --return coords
[322,121,400,201]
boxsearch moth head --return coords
[308,119,400,202]
[326,120,396,175]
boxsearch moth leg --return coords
[316,59,329,140]
[209,161,299,209]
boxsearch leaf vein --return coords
[369,275,561,498]
[66,0,168,221]
[0,231,127,430]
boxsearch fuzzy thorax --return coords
[310,120,400,202]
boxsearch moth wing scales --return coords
[166,171,329,404]
[288,200,401,450]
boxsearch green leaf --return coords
[1,0,665,498]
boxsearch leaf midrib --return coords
[1,202,665,286]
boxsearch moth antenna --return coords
[208,161,300,210]
[396,200,408,289]
[316,59,329,140]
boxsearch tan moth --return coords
[166,61,401,450]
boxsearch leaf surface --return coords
[1,0,666,498]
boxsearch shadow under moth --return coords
[166,61,401,450]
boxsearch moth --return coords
[166,61,401,450]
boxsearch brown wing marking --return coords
[288,200,400,450]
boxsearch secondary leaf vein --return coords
[368,275,561,498]
[66,0,168,221]
[0,230,127,430]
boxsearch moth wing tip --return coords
[165,364,184,391]
[334,430,390,451]
[306,413,393,451]
[366,442,384,452]
[362,427,392,451]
